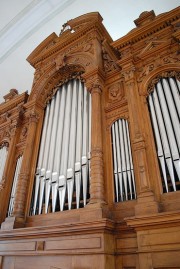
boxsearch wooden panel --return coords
[116,237,137,250]
[1,256,15,269]
[45,236,101,250]
[0,241,36,252]
[139,229,180,251]
[152,251,180,268]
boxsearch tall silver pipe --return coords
[8,156,23,216]
[111,124,119,201]
[59,81,73,211]
[169,78,180,118]
[67,80,78,210]
[75,80,83,209]
[82,83,89,206]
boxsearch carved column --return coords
[12,111,39,220]
[88,80,106,205]
[124,65,159,215]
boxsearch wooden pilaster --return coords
[124,67,159,216]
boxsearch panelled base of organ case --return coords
[0,217,115,269]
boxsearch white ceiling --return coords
[0,0,179,102]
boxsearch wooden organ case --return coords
[0,7,180,269]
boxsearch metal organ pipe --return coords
[0,145,8,183]
[148,77,180,193]
[31,79,91,215]
[111,119,136,202]
[8,156,23,216]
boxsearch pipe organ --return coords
[0,143,8,182]
[30,79,91,215]
[111,119,136,202]
[0,8,180,269]
[7,155,23,217]
[148,77,180,193]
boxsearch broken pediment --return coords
[64,12,103,33]
[26,32,58,66]
[27,12,112,68]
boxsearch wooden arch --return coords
[140,63,180,96]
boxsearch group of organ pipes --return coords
[1,76,180,217]
[30,79,91,215]
[148,77,180,192]
[111,119,136,202]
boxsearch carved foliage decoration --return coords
[137,51,180,83]
[31,32,95,89]
[30,51,95,104]
[147,70,180,94]
[102,45,120,73]
[0,112,10,125]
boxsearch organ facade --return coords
[0,7,180,269]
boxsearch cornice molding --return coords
[27,12,113,67]
[125,211,180,230]
[0,218,115,239]
[112,6,180,49]
[0,92,28,115]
